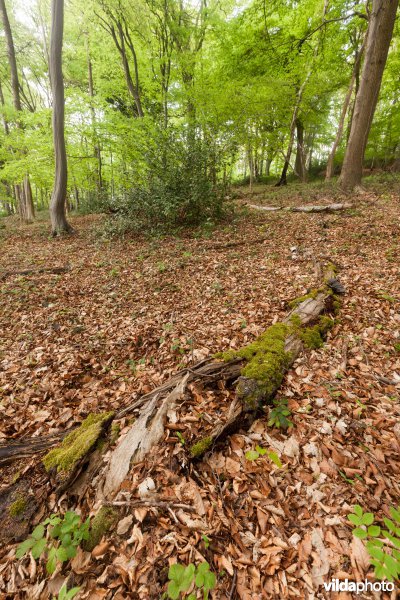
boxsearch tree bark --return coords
[295,119,307,182]
[86,34,103,193]
[0,0,34,222]
[0,0,21,112]
[339,0,399,191]
[326,34,367,180]
[49,0,72,235]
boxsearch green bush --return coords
[102,129,228,236]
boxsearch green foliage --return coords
[167,561,216,599]
[102,129,227,235]
[348,504,400,581]
[245,445,283,467]
[57,582,81,600]
[15,512,90,575]
[268,398,293,430]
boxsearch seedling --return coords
[57,583,81,600]
[245,445,283,468]
[16,511,90,574]
[268,398,293,429]
[348,504,400,581]
[167,561,216,599]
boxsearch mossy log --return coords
[248,203,353,213]
[0,264,343,503]
[190,263,343,458]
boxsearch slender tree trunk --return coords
[23,175,35,222]
[295,119,307,182]
[0,0,21,112]
[49,0,72,235]
[86,34,103,193]
[339,0,399,191]
[326,34,367,180]
[0,0,34,222]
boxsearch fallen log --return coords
[189,263,343,458]
[0,265,70,281]
[247,203,353,213]
[0,262,344,505]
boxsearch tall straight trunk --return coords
[49,0,72,235]
[23,175,35,221]
[275,76,311,187]
[326,34,367,180]
[86,34,103,193]
[0,0,34,221]
[339,0,399,191]
[294,119,307,182]
[0,0,21,111]
[276,0,328,187]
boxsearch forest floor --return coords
[0,176,400,599]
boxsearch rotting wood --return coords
[0,264,344,499]
[247,203,353,213]
[189,263,343,458]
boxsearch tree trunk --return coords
[0,0,21,112]
[295,119,307,182]
[0,0,34,223]
[339,0,399,191]
[326,34,367,180]
[23,175,35,222]
[86,34,103,193]
[49,0,72,235]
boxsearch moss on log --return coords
[43,412,114,479]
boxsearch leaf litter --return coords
[0,187,399,598]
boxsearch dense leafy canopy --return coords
[0,0,398,222]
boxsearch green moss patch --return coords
[298,315,334,349]
[43,412,114,478]
[288,289,320,309]
[217,323,292,407]
[190,436,213,458]
[83,506,118,552]
[9,496,26,517]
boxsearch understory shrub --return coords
[102,129,229,236]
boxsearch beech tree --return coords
[339,0,399,191]
[0,0,35,222]
[49,0,72,235]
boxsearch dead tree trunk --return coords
[49,0,72,235]
[339,0,399,191]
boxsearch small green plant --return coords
[201,534,210,549]
[167,561,216,599]
[157,261,167,273]
[268,398,293,429]
[348,504,400,581]
[245,445,283,468]
[109,268,120,277]
[57,582,81,600]
[176,431,185,446]
[16,511,90,574]
[127,359,137,374]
